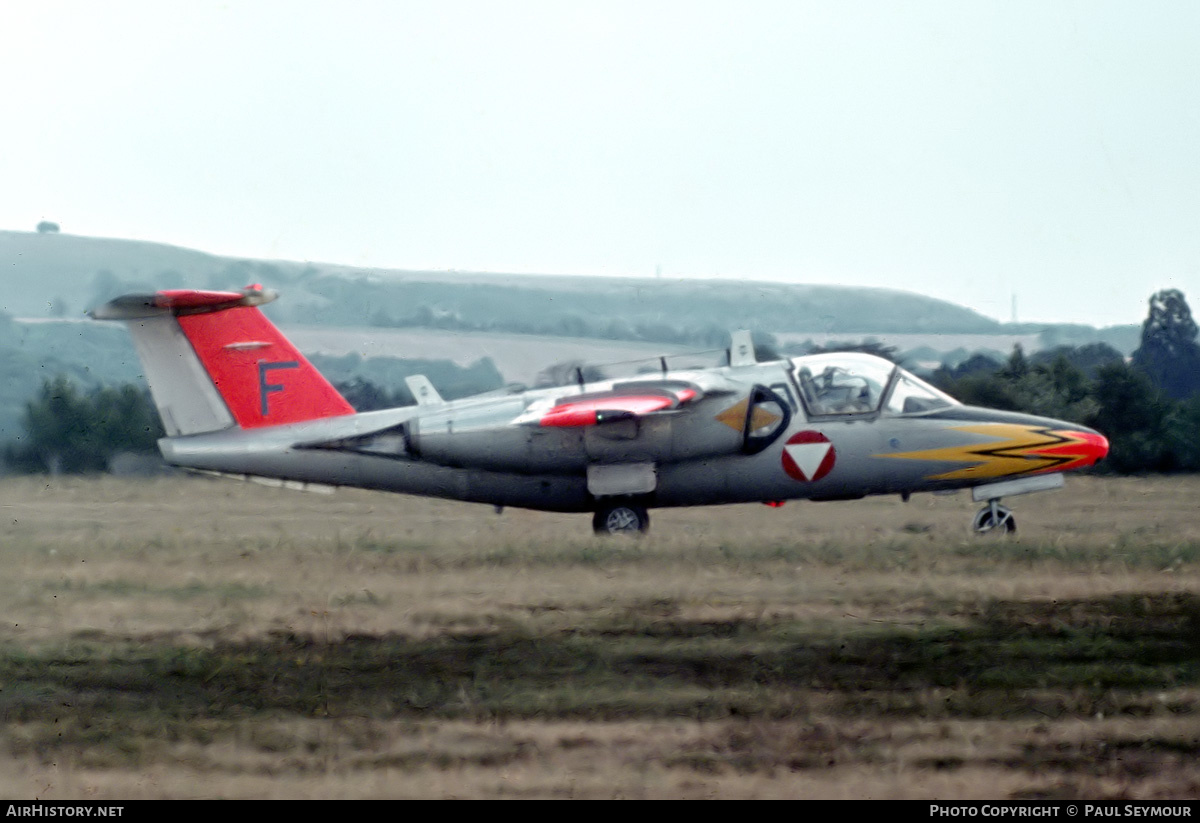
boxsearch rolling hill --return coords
[0,229,1141,448]
[1,229,1005,334]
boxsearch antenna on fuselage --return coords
[729,330,756,367]
[405,375,444,406]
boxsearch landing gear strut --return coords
[967,474,1065,536]
[592,501,650,536]
[972,499,1016,535]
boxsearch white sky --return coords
[3,1,1199,327]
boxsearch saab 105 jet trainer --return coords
[91,286,1109,536]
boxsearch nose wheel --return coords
[592,501,650,536]
[972,500,1016,535]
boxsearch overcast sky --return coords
[3,1,1199,327]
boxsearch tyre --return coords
[972,504,1016,535]
[592,502,650,536]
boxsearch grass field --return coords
[0,473,1196,799]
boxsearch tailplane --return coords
[90,286,354,436]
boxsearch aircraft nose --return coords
[1069,428,1109,467]
[1039,419,1109,470]
[968,411,1111,473]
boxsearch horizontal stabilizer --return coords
[89,287,277,320]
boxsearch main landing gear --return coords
[592,500,650,536]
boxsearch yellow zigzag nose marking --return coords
[875,424,1085,481]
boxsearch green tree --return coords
[1008,355,1097,424]
[1132,289,1200,400]
[6,377,164,474]
[932,346,1096,423]
[334,377,412,411]
[1164,394,1200,472]
[1089,361,1168,473]
[1030,342,1123,377]
[999,343,1029,380]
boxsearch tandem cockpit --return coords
[790,353,958,419]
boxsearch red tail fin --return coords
[173,296,354,429]
[92,286,354,433]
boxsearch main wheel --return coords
[592,502,650,536]
[972,503,1016,535]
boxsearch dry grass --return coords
[0,473,1196,799]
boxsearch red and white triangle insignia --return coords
[784,442,831,481]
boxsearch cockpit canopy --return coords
[790,353,958,417]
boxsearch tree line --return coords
[5,289,1200,477]
[2,356,503,475]
[931,289,1200,473]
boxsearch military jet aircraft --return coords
[91,285,1109,536]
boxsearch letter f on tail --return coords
[91,286,353,436]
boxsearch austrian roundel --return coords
[781,431,836,482]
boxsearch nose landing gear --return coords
[967,473,1064,536]
[972,499,1016,534]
